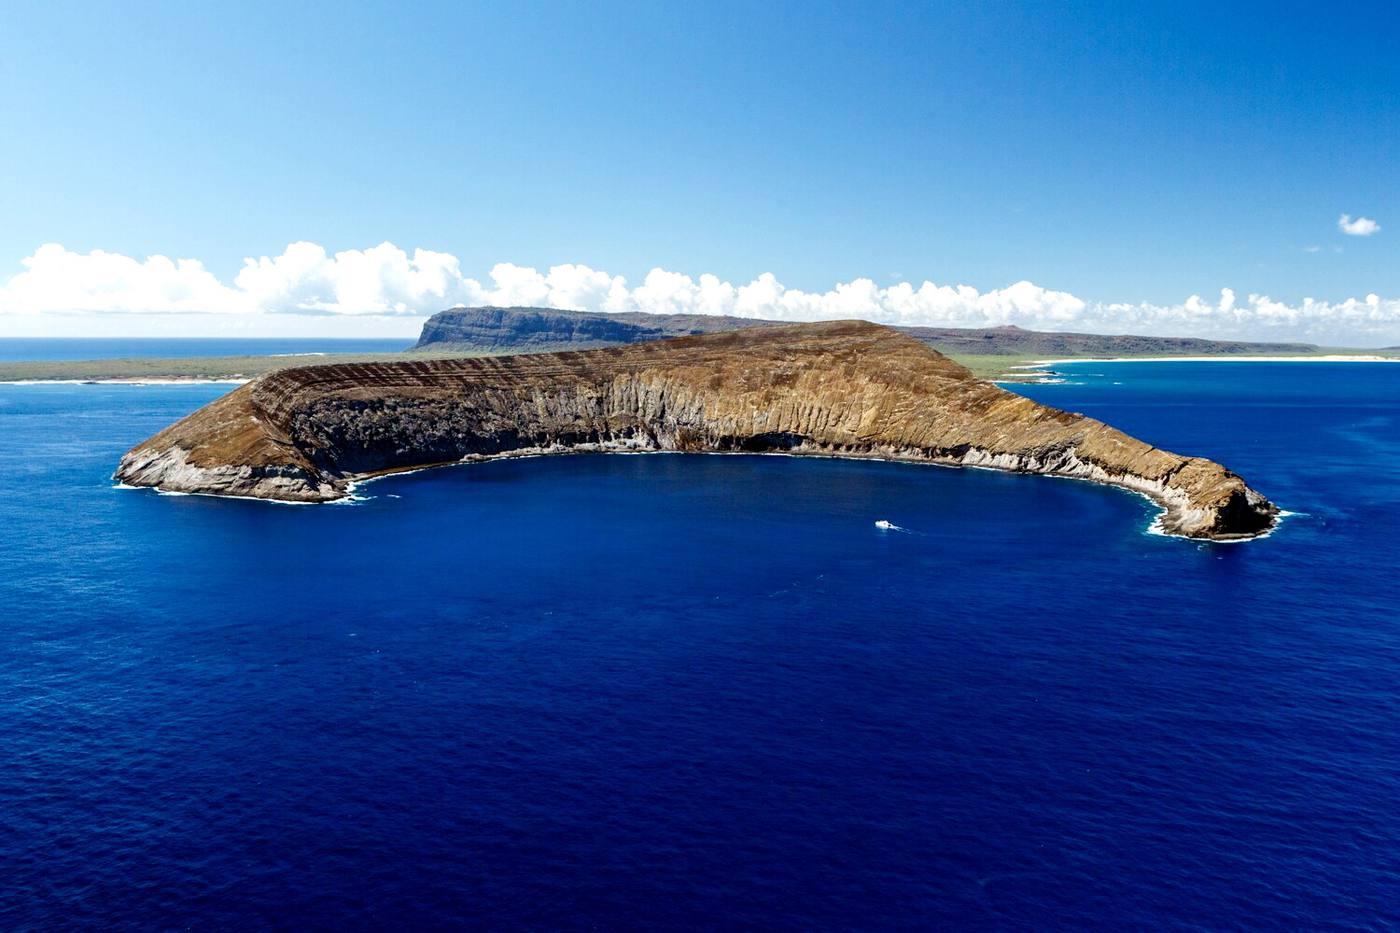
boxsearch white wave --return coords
[1144,507,1295,543]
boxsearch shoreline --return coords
[123,443,1279,543]
[2,377,252,386]
[3,351,1394,386]
[1017,354,1399,368]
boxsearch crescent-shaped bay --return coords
[115,320,1278,540]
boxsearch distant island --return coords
[5,305,1394,384]
[414,304,1325,359]
[116,320,1278,540]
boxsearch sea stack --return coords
[116,320,1278,540]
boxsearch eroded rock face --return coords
[415,304,1319,358]
[413,305,772,352]
[116,321,1278,539]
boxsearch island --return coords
[116,320,1278,540]
[9,305,1390,385]
[413,306,1357,381]
[415,304,1323,358]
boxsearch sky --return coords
[1,0,1397,343]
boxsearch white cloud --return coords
[1339,214,1381,236]
[478,262,631,313]
[2,241,1400,344]
[233,241,479,314]
[0,241,484,318]
[0,243,239,315]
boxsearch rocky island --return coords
[116,320,1278,539]
[414,304,1322,358]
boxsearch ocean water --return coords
[2,362,1398,928]
[0,338,411,362]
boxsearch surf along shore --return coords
[5,347,1398,385]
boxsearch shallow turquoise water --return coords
[2,362,1398,928]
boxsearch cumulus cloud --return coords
[233,242,478,314]
[2,241,1400,344]
[1080,288,1400,343]
[0,243,239,315]
[0,241,482,317]
[1339,214,1381,236]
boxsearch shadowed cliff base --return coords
[116,320,1278,540]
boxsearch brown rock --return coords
[115,320,1278,539]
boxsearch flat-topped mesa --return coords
[116,320,1279,540]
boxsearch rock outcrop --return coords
[117,321,1278,539]
[414,305,772,353]
[415,305,1318,358]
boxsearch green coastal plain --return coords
[945,350,1399,380]
[3,346,1396,386]
[2,306,1396,384]
[0,349,480,384]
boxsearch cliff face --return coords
[117,321,1278,539]
[414,305,1318,358]
[414,306,771,353]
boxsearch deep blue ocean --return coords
[3,360,1398,928]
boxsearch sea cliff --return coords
[414,304,1320,358]
[117,321,1278,539]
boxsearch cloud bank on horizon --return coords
[2,241,1398,345]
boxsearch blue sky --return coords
[1,1,1397,341]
